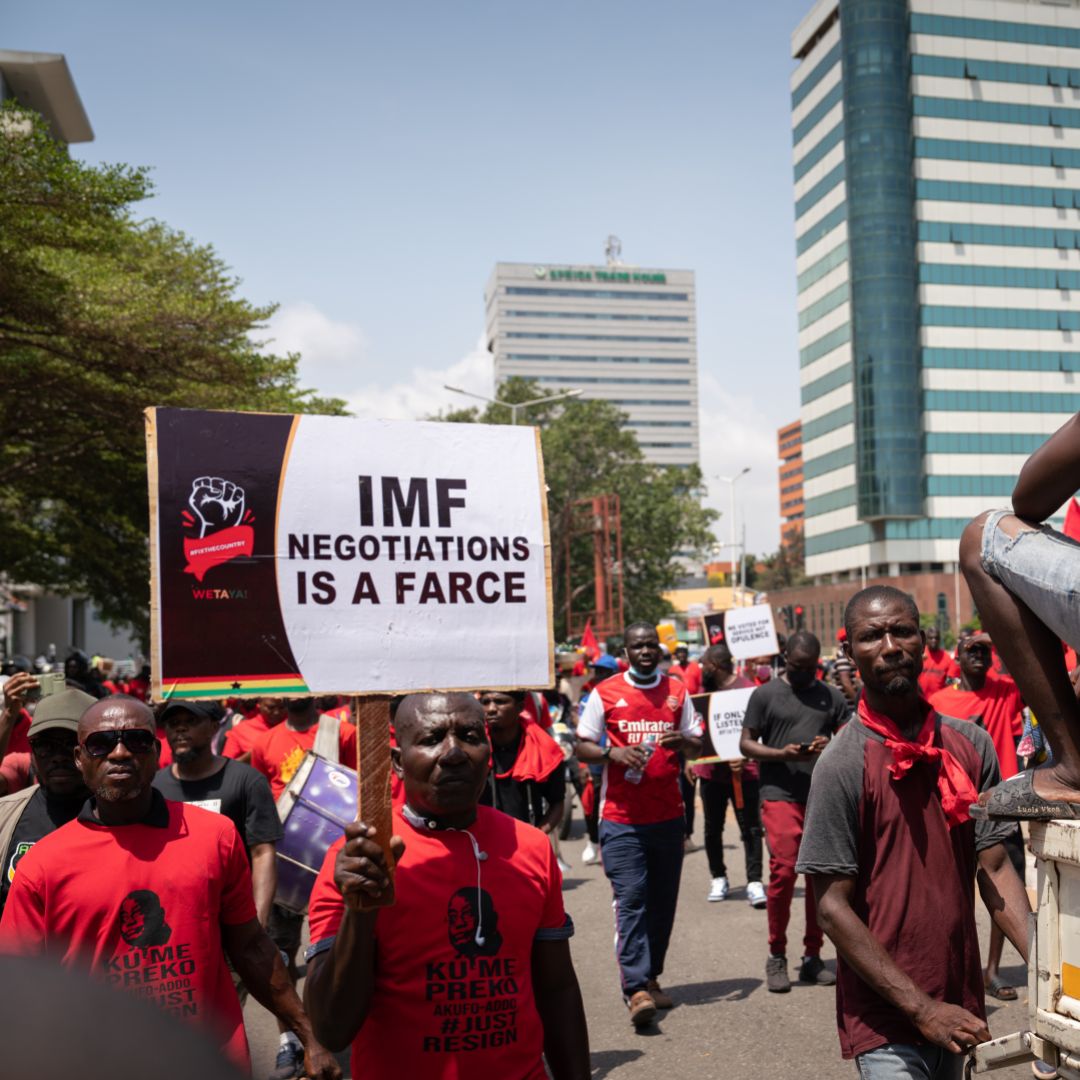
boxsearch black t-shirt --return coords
[1,787,85,913]
[152,758,282,856]
[742,676,847,803]
[479,734,565,827]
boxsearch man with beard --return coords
[797,586,1029,1079]
[0,696,340,1080]
[304,692,589,1080]
[0,688,95,915]
[740,630,846,994]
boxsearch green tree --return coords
[757,530,810,592]
[437,377,717,635]
[0,103,344,646]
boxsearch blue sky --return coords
[10,0,815,554]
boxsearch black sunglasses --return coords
[81,729,158,758]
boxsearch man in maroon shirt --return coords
[798,586,1029,1079]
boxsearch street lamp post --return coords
[715,467,751,597]
[443,385,582,424]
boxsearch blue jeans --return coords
[855,1044,965,1080]
[981,507,1080,649]
[599,817,684,996]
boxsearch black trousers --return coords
[701,773,764,883]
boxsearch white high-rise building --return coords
[484,260,700,468]
[793,0,1080,580]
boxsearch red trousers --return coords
[761,799,823,958]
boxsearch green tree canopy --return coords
[437,378,717,636]
[0,103,344,645]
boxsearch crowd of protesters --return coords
[11,411,1080,1079]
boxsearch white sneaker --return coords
[557,856,572,875]
[582,843,601,865]
[746,881,767,908]
[708,876,730,902]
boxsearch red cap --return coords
[836,628,847,642]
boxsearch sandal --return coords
[969,770,1080,822]
[984,973,1018,1001]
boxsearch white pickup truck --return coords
[973,821,1080,1078]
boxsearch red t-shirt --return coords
[577,672,702,825]
[930,682,1024,780]
[0,796,256,1067]
[221,713,270,760]
[4,709,31,756]
[154,725,172,769]
[307,805,569,1080]
[0,752,32,793]
[669,661,702,695]
[918,648,951,698]
[250,718,358,799]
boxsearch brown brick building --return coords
[766,570,975,649]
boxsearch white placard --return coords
[148,408,553,698]
[723,605,780,661]
[707,686,756,761]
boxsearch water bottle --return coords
[625,734,658,785]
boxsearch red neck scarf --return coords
[492,717,565,784]
[857,698,978,828]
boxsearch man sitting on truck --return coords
[797,586,1030,1080]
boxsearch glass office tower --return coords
[793,0,1079,579]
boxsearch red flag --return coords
[1065,497,1080,542]
[580,620,599,661]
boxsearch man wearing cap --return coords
[152,700,281,925]
[0,686,96,916]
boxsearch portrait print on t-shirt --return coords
[447,887,503,960]
[119,890,172,948]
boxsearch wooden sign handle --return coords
[354,695,396,908]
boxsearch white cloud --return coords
[697,371,785,558]
[265,300,493,421]
[340,339,494,421]
[265,302,784,553]
[266,302,368,396]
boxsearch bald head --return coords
[393,692,484,747]
[78,696,155,739]
[844,585,919,641]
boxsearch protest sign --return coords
[705,685,756,762]
[723,605,779,661]
[146,407,553,700]
[702,612,725,646]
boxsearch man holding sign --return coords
[740,630,847,994]
[575,622,703,1027]
[303,692,589,1080]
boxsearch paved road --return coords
[245,804,1033,1080]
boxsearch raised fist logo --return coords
[189,477,246,538]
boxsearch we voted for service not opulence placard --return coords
[146,408,553,699]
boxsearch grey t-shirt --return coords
[795,711,1016,1059]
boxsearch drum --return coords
[274,752,358,914]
